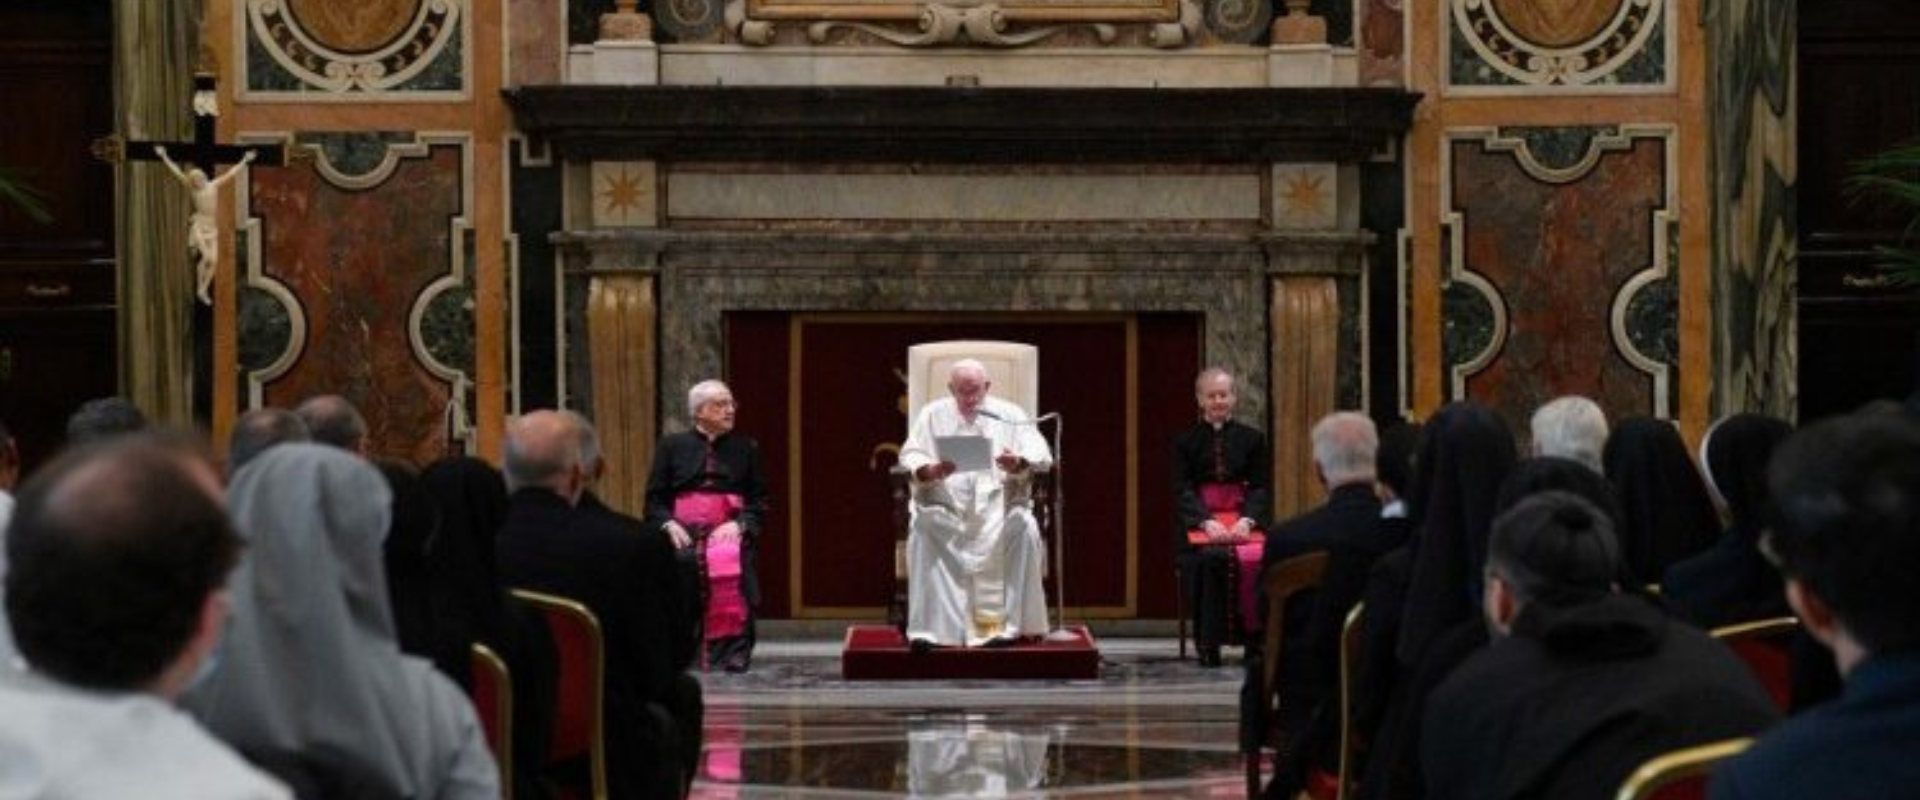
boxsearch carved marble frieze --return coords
[1446,0,1669,93]
[241,0,467,98]
[715,0,1201,48]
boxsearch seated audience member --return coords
[294,393,369,454]
[1603,416,1722,585]
[497,410,698,800]
[225,407,310,477]
[187,445,499,800]
[1172,367,1273,667]
[1357,402,1516,800]
[421,455,560,800]
[1663,413,1795,628]
[1,440,290,798]
[643,381,765,673]
[1258,413,1386,796]
[1423,491,1778,800]
[1710,415,1920,799]
[64,396,149,446]
[1529,395,1608,473]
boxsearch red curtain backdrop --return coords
[726,312,1201,619]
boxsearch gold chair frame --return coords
[511,588,609,800]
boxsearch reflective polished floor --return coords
[691,638,1251,799]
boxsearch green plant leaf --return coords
[0,164,53,225]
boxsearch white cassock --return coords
[908,725,1051,796]
[899,395,1054,646]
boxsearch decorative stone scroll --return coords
[725,0,1200,47]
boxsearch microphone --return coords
[974,408,1059,425]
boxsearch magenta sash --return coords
[1198,482,1246,514]
[1196,482,1264,633]
[675,492,750,642]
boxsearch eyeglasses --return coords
[1758,529,1791,576]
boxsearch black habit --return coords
[1421,594,1778,800]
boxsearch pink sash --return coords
[1191,482,1264,634]
[674,492,750,642]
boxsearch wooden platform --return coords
[840,625,1101,681]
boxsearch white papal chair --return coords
[888,341,1054,630]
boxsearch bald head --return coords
[1312,411,1379,487]
[6,440,239,692]
[504,410,585,500]
[295,394,368,454]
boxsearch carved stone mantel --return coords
[504,85,1419,164]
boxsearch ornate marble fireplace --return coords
[513,84,1414,527]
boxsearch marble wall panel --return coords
[508,0,566,85]
[245,143,467,465]
[1448,134,1667,436]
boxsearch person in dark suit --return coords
[1662,413,1795,628]
[1424,491,1777,800]
[496,410,698,800]
[1253,412,1387,797]
[1710,414,1920,800]
[1173,367,1273,668]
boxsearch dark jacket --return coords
[1423,593,1779,800]
[1711,651,1920,800]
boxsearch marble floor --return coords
[689,637,1255,799]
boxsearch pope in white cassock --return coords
[899,359,1054,649]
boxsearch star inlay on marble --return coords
[600,166,648,216]
[1278,171,1328,218]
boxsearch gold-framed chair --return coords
[1333,602,1365,800]
[511,588,608,800]
[1613,737,1753,800]
[1710,616,1800,712]
[1245,551,1331,798]
[470,642,514,800]
[887,340,1055,631]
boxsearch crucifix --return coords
[94,69,289,305]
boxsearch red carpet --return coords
[840,625,1101,680]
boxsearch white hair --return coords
[1194,367,1233,393]
[949,359,988,382]
[1312,411,1379,485]
[686,379,731,419]
[563,409,600,468]
[1530,395,1609,472]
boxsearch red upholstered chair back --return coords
[1710,616,1800,712]
[1247,551,1331,797]
[511,588,608,800]
[1614,738,1753,800]
[470,642,513,799]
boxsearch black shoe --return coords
[910,638,935,655]
[1198,646,1223,668]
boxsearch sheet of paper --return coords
[935,435,995,473]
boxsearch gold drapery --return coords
[113,0,202,426]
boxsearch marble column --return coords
[1263,232,1368,520]
[586,272,657,516]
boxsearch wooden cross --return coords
[93,71,290,172]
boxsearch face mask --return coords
[184,613,231,694]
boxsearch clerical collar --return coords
[1205,418,1229,431]
[695,425,728,441]
[1381,499,1407,519]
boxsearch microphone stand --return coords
[1036,412,1077,643]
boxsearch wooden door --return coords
[1798,0,1920,420]
[0,2,118,470]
